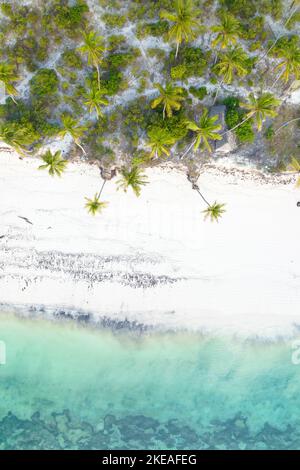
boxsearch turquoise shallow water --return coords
[0,312,300,450]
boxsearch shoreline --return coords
[1,151,300,340]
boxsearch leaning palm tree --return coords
[211,12,241,50]
[287,156,300,188]
[117,166,149,197]
[0,63,19,104]
[271,38,300,87]
[38,150,68,177]
[213,46,249,84]
[147,127,176,158]
[85,180,108,215]
[0,122,34,154]
[191,181,226,222]
[224,93,280,135]
[78,31,105,89]
[181,108,222,158]
[58,113,87,155]
[84,84,108,119]
[239,93,280,131]
[259,0,300,63]
[151,83,185,119]
[160,0,202,58]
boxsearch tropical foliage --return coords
[211,13,241,50]
[213,46,249,84]
[117,166,149,196]
[38,150,68,177]
[184,109,222,154]
[58,114,87,155]
[0,63,19,103]
[160,0,202,58]
[151,83,185,119]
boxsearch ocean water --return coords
[0,312,300,450]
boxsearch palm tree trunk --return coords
[10,95,18,105]
[97,179,106,200]
[75,141,86,155]
[258,5,299,64]
[180,138,197,160]
[212,77,224,105]
[175,41,180,59]
[192,183,211,207]
[96,64,101,90]
[275,117,300,134]
[163,104,166,120]
[271,70,284,89]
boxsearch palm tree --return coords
[160,0,201,58]
[0,122,34,154]
[78,31,105,89]
[181,108,222,158]
[287,156,300,188]
[151,83,185,119]
[58,114,87,155]
[271,38,300,87]
[259,0,300,62]
[213,46,249,84]
[117,166,149,197]
[224,93,280,135]
[147,127,176,158]
[85,180,108,215]
[191,182,226,222]
[203,202,226,222]
[211,12,241,50]
[38,150,68,177]
[84,84,108,119]
[239,93,280,131]
[0,63,19,104]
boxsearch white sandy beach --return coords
[0,151,300,339]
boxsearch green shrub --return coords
[53,1,89,31]
[136,20,169,39]
[189,86,207,100]
[174,47,207,77]
[102,13,127,28]
[30,69,59,96]
[102,69,123,95]
[62,49,83,68]
[225,108,254,143]
[108,35,126,51]
[170,65,187,80]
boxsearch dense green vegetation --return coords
[1,0,300,219]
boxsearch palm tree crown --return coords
[0,63,19,103]
[186,108,222,152]
[272,37,300,84]
[203,202,226,222]
[240,93,280,131]
[38,150,68,177]
[213,46,249,84]
[151,83,185,119]
[84,83,108,119]
[160,0,201,58]
[0,122,35,153]
[147,127,176,158]
[117,166,149,197]
[211,13,241,49]
[58,114,87,154]
[78,31,105,88]
[85,194,108,215]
